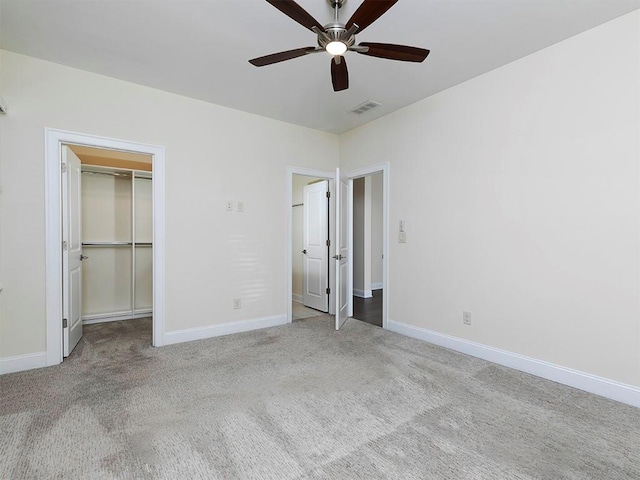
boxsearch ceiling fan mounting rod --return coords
[327,0,345,23]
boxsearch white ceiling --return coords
[1,0,638,134]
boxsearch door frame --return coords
[345,163,389,329]
[286,166,336,323]
[45,128,166,366]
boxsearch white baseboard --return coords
[387,319,640,408]
[0,351,47,375]
[371,283,383,290]
[353,289,373,299]
[164,314,288,346]
[292,294,303,304]
[83,310,153,325]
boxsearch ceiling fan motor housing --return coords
[318,23,356,50]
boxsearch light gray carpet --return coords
[1,316,639,479]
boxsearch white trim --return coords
[371,283,383,290]
[292,293,304,304]
[286,166,336,324]
[82,309,153,325]
[353,289,373,298]
[387,319,640,408]
[164,315,288,345]
[344,163,389,330]
[45,128,166,368]
[0,352,47,375]
[347,174,354,319]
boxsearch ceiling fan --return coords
[249,0,430,92]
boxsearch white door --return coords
[335,168,351,330]
[62,146,83,356]
[302,181,329,311]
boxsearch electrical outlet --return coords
[233,298,241,309]
[237,201,244,212]
[225,201,233,212]
[463,311,472,325]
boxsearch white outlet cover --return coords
[237,201,244,212]
[225,201,233,211]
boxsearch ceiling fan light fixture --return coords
[326,41,347,56]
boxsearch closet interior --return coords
[74,147,153,324]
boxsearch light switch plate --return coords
[399,232,407,243]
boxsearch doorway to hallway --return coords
[351,172,384,327]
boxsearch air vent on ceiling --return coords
[350,100,381,115]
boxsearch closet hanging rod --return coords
[82,242,133,247]
[81,171,132,178]
[135,243,153,247]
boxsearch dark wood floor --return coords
[352,289,383,327]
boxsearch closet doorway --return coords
[291,174,330,321]
[61,144,154,357]
[286,167,336,323]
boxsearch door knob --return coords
[80,255,89,261]
[333,254,346,260]
[302,249,307,254]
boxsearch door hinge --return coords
[62,318,68,328]
[61,163,67,173]
[326,287,331,294]
[326,239,331,247]
[62,240,68,251]
[326,191,330,198]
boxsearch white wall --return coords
[0,50,338,360]
[340,11,640,387]
[291,175,324,302]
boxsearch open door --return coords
[302,180,329,312]
[62,146,83,356]
[335,168,351,330]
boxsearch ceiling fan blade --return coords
[249,47,317,67]
[331,57,349,92]
[346,0,398,33]
[265,0,324,32]
[357,43,430,62]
